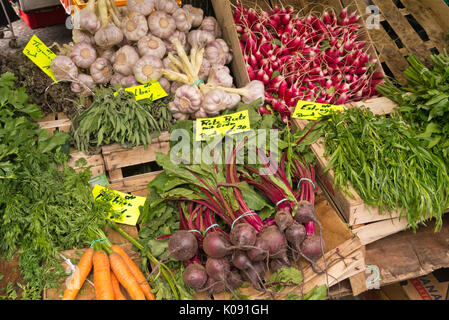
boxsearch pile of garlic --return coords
[50,0,265,120]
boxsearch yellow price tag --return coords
[292,100,345,120]
[23,35,57,82]
[92,185,145,226]
[114,81,168,101]
[195,110,251,141]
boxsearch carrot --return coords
[111,245,156,300]
[109,251,146,300]
[93,249,115,300]
[111,272,127,300]
[62,247,94,300]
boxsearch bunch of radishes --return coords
[49,0,265,119]
[233,2,384,122]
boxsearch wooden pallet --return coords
[101,132,171,197]
[36,113,106,178]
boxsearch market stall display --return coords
[1,0,449,302]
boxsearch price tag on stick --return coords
[195,110,251,141]
[292,100,345,120]
[23,35,57,82]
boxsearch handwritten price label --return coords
[92,185,145,226]
[195,110,251,141]
[292,100,345,120]
[115,81,168,101]
[23,35,57,82]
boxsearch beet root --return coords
[230,222,257,247]
[275,209,293,232]
[285,223,306,247]
[294,200,316,224]
[183,262,208,291]
[300,234,325,261]
[205,257,231,282]
[202,231,233,258]
[247,237,269,262]
[270,257,291,273]
[168,230,198,261]
[258,225,289,262]
[227,270,243,289]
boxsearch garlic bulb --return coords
[114,45,140,76]
[133,55,164,83]
[71,0,100,34]
[172,112,190,121]
[90,58,113,84]
[205,40,232,66]
[95,22,124,48]
[172,8,192,33]
[154,0,179,14]
[183,4,204,28]
[127,0,155,16]
[170,81,183,94]
[71,41,97,69]
[200,16,222,38]
[194,108,208,119]
[207,65,233,88]
[170,85,203,114]
[187,29,215,49]
[98,47,117,64]
[240,80,265,105]
[202,89,234,115]
[51,56,78,81]
[158,77,171,93]
[71,73,96,94]
[165,30,189,53]
[72,29,95,45]
[137,35,166,59]
[148,11,177,39]
[198,58,211,81]
[121,75,139,87]
[122,11,148,42]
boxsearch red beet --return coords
[230,223,257,247]
[183,262,208,291]
[300,234,325,261]
[275,209,293,232]
[203,231,234,258]
[168,230,199,261]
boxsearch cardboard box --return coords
[402,272,449,300]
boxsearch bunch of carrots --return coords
[62,236,156,300]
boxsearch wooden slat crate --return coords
[291,97,413,246]
[101,132,171,197]
[36,113,106,178]
[349,0,449,83]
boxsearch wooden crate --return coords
[291,96,417,246]
[101,132,171,197]
[36,113,106,178]
[213,191,366,299]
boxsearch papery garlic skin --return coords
[98,47,117,64]
[126,0,155,16]
[71,73,96,94]
[170,81,183,94]
[114,45,140,76]
[171,85,203,114]
[122,12,149,42]
[194,108,208,119]
[90,57,113,84]
[241,80,266,105]
[205,40,232,66]
[71,41,97,69]
[200,16,222,38]
[183,4,204,28]
[207,65,233,88]
[202,88,232,115]
[51,56,79,81]
[137,35,166,59]
[158,77,171,93]
[187,29,215,49]
[172,8,192,33]
[72,29,95,45]
[198,58,211,81]
[154,0,178,14]
[133,55,164,84]
[148,11,177,39]
[95,22,124,48]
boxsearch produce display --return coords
[1,0,449,303]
